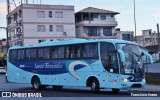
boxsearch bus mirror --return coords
[143,52,153,64]
[117,49,125,62]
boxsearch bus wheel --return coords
[52,85,63,90]
[112,88,120,94]
[91,79,99,93]
[32,77,45,90]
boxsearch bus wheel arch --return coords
[86,76,100,93]
[31,75,46,90]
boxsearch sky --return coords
[0,0,160,39]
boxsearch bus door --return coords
[108,52,120,88]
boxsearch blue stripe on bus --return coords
[11,60,96,75]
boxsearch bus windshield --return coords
[116,43,143,75]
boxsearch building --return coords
[138,29,158,47]
[115,29,134,41]
[7,4,76,46]
[75,7,119,39]
[136,35,144,47]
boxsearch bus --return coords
[6,39,153,93]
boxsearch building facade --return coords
[75,7,119,39]
[142,29,158,47]
[115,29,134,41]
[7,4,75,46]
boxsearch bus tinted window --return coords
[51,47,58,59]
[26,49,37,60]
[18,49,25,61]
[82,43,98,58]
[38,48,43,59]
[90,43,98,57]
[70,45,81,58]
[43,48,50,59]
[100,42,117,72]
[9,50,17,62]
[57,47,65,59]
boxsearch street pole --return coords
[133,0,137,42]
[157,24,160,61]
[6,0,10,50]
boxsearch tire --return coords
[32,77,46,90]
[112,88,120,94]
[52,85,63,90]
[91,79,100,93]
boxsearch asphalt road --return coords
[0,74,160,100]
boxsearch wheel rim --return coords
[34,80,39,89]
[91,82,96,91]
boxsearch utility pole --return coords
[157,24,160,52]
[133,0,137,42]
[6,0,10,50]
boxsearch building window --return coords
[49,25,53,31]
[37,25,45,32]
[111,15,114,18]
[37,11,45,18]
[92,14,98,19]
[14,13,18,21]
[100,14,106,20]
[103,27,112,36]
[55,11,63,18]
[8,17,11,25]
[84,27,99,36]
[49,11,52,18]
[19,10,22,18]
[56,25,63,32]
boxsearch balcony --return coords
[76,19,118,27]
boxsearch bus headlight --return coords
[121,78,129,82]
[142,78,145,82]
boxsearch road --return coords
[0,74,160,100]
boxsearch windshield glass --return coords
[116,43,143,75]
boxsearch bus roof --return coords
[9,39,138,50]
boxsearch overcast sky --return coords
[0,0,160,39]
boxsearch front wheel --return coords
[32,77,46,90]
[91,79,100,93]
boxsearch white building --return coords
[116,29,134,41]
[7,4,75,46]
[143,29,158,47]
[75,7,119,39]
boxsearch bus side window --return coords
[43,48,50,59]
[26,49,37,60]
[82,44,90,58]
[9,50,17,62]
[18,49,25,61]
[70,45,81,58]
[38,48,43,59]
[51,47,58,59]
[90,43,98,58]
[57,47,65,59]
